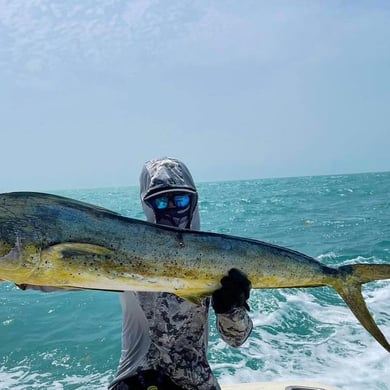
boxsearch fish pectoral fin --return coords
[44,242,113,260]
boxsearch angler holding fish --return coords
[107,158,253,389]
[0,157,253,390]
[1,158,390,390]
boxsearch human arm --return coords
[212,268,253,347]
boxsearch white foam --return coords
[0,366,113,390]
[213,286,390,390]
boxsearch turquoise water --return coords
[1,172,389,389]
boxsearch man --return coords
[2,157,253,389]
[109,157,253,389]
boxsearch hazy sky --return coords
[1,1,389,191]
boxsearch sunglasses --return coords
[152,194,191,210]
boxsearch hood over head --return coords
[139,157,200,229]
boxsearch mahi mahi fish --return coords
[0,191,389,352]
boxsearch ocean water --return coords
[1,172,389,390]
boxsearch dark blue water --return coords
[1,172,389,389]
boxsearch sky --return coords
[1,0,389,191]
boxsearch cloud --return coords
[0,1,389,191]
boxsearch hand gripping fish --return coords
[1,192,389,352]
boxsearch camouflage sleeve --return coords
[216,307,253,347]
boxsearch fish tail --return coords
[334,264,390,353]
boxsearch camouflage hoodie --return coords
[110,158,253,389]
